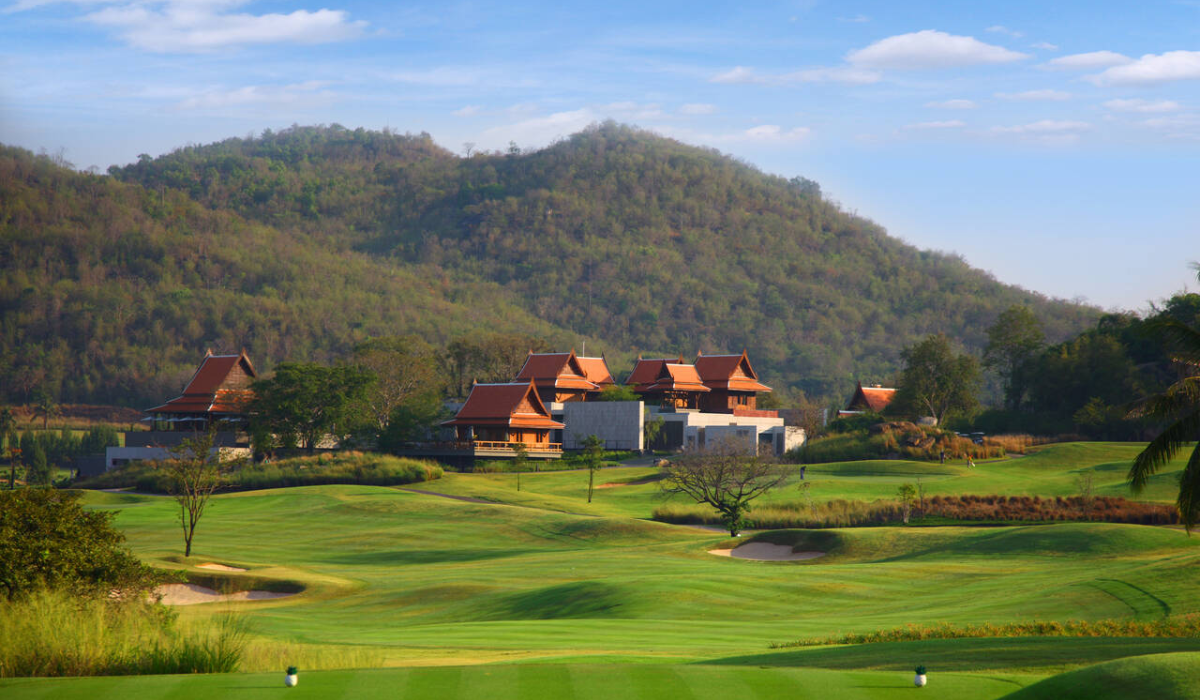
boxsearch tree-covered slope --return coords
[4,123,1099,406]
[0,144,576,405]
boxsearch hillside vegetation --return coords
[2,124,1097,405]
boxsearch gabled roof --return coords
[642,363,711,394]
[625,356,684,390]
[515,351,599,391]
[148,350,256,415]
[847,381,897,413]
[576,356,615,387]
[694,350,772,393]
[443,381,565,429]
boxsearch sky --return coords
[2,0,1198,312]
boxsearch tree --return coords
[984,306,1045,410]
[897,483,916,524]
[5,444,20,490]
[251,363,375,453]
[25,442,50,486]
[32,390,60,430]
[353,336,441,433]
[892,334,981,426]
[512,443,528,491]
[581,434,604,503]
[165,430,228,557]
[0,408,15,441]
[596,385,638,402]
[1127,311,1200,532]
[644,416,664,451]
[659,440,790,536]
[0,489,161,599]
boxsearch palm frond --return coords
[1176,444,1200,533]
[1128,377,1200,419]
[1142,317,1200,366]
[1128,409,1200,492]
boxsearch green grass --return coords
[2,441,1198,697]
[0,663,1038,699]
[1001,652,1200,699]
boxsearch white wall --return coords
[561,401,644,451]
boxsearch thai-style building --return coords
[441,381,564,458]
[839,381,897,417]
[637,362,711,410]
[146,349,257,431]
[514,351,602,404]
[575,355,616,392]
[624,356,684,393]
[694,350,773,414]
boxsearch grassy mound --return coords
[1001,652,1200,700]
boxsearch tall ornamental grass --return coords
[0,588,246,677]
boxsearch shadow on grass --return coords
[703,637,1200,672]
[320,548,537,566]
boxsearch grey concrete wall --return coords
[562,401,644,451]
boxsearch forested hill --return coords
[3,123,1098,406]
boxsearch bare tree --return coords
[581,434,604,503]
[659,439,790,536]
[166,431,232,557]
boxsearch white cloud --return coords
[784,66,882,84]
[1032,41,1059,51]
[903,120,965,129]
[1103,98,1181,113]
[479,109,597,149]
[710,66,761,84]
[846,29,1028,69]
[679,103,717,115]
[173,81,333,111]
[991,119,1090,134]
[1141,114,1200,128]
[925,98,977,109]
[994,89,1072,101]
[452,105,481,117]
[81,0,365,53]
[986,25,1023,38]
[1088,51,1200,86]
[739,125,811,142]
[1045,50,1132,70]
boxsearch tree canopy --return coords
[892,334,981,426]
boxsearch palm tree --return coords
[1128,301,1200,532]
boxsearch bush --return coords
[0,489,163,599]
[790,424,1003,464]
[76,451,443,493]
[0,588,246,677]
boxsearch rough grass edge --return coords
[769,617,1200,649]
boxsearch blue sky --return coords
[2,0,1197,311]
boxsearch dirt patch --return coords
[155,583,295,606]
[196,562,247,572]
[708,542,825,561]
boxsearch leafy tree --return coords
[512,443,528,491]
[0,409,15,441]
[596,385,638,401]
[660,440,789,536]
[581,434,604,503]
[5,443,20,490]
[1127,312,1200,532]
[898,483,917,524]
[644,416,665,450]
[24,442,50,486]
[353,336,441,432]
[32,391,60,430]
[0,489,162,599]
[165,430,229,557]
[892,334,981,426]
[984,306,1045,410]
[251,363,375,453]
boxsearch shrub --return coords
[790,425,1003,464]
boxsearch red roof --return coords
[576,356,615,387]
[443,381,565,429]
[642,363,711,394]
[148,350,256,415]
[625,356,683,390]
[694,351,772,393]
[847,382,897,413]
[515,352,599,391]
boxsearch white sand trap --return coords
[195,562,247,571]
[155,583,295,606]
[708,542,826,561]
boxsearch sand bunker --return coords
[708,542,825,561]
[155,583,295,606]
[195,562,247,572]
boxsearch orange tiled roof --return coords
[625,356,683,390]
[694,351,772,393]
[443,381,565,429]
[148,351,256,415]
[847,382,897,413]
[642,363,711,394]
[576,356,615,387]
[515,352,599,391]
